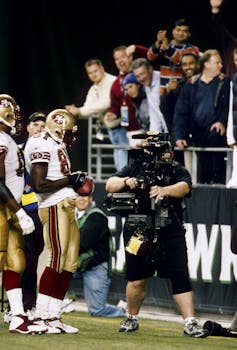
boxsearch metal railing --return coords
[87,116,233,184]
[88,142,233,184]
[175,146,232,185]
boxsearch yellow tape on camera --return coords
[125,235,144,255]
[21,192,38,206]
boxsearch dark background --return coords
[0,0,236,169]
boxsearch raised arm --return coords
[210,0,223,14]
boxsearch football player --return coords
[0,94,47,334]
[24,109,93,334]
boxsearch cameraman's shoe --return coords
[184,318,209,338]
[119,316,139,332]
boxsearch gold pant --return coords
[0,202,25,273]
[39,198,79,273]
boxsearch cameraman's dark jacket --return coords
[115,153,192,229]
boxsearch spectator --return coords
[226,73,237,187]
[65,58,116,142]
[131,58,168,133]
[123,72,150,132]
[160,52,200,168]
[104,45,147,170]
[161,52,200,136]
[21,112,46,313]
[210,0,237,76]
[74,194,126,317]
[0,94,46,334]
[173,49,230,184]
[147,18,199,95]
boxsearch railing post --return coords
[96,148,102,181]
[225,149,233,184]
[192,149,198,185]
[87,117,92,177]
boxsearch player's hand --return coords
[68,171,87,188]
[16,208,35,235]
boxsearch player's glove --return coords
[16,208,35,235]
[68,171,87,189]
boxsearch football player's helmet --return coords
[0,94,18,133]
[45,109,77,145]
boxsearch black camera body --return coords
[105,133,175,228]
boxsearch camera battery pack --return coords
[125,234,144,255]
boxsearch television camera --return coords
[105,132,177,255]
[105,132,175,229]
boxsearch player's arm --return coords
[0,151,21,212]
[210,0,223,14]
[0,151,35,234]
[30,162,93,195]
[30,162,69,193]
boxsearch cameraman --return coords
[105,137,209,338]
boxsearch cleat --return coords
[47,318,78,334]
[119,317,139,333]
[184,318,209,338]
[9,314,47,334]
[61,298,75,314]
[26,307,36,320]
[4,309,12,324]
[34,318,62,334]
[29,311,62,334]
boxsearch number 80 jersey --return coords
[24,133,76,208]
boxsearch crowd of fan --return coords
[65,0,237,186]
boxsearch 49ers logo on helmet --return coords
[53,114,64,124]
[0,99,12,108]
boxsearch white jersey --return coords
[0,130,24,203]
[24,133,76,208]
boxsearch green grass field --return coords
[0,311,237,350]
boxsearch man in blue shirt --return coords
[174,49,230,184]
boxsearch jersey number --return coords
[58,149,70,175]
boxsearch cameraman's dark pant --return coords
[124,226,192,295]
